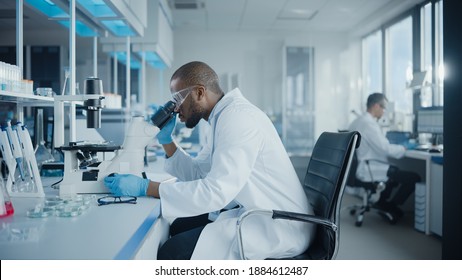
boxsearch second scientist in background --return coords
[349,93,420,221]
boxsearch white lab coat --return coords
[159,88,314,259]
[348,112,405,182]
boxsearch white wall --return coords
[144,29,362,138]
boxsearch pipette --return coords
[4,121,26,180]
[0,128,17,190]
[15,123,44,194]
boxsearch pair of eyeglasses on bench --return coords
[97,196,137,206]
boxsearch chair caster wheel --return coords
[355,221,362,227]
[350,209,356,215]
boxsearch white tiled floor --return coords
[336,193,442,260]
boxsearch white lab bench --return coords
[389,149,443,236]
[0,176,170,260]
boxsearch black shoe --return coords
[390,205,404,220]
[373,201,394,211]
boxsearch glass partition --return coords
[282,46,315,155]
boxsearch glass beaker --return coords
[34,109,55,170]
[0,177,14,218]
[14,157,36,193]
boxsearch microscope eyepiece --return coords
[83,77,104,129]
[151,100,176,129]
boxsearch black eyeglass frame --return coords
[97,195,137,206]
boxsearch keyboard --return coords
[414,145,431,151]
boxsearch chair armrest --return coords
[364,158,389,165]
[236,209,337,259]
[272,210,337,232]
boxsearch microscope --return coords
[56,78,176,197]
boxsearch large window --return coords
[421,2,433,107]
[362,30,383,99]
[435,0,444,106]
[420,1,444,107]
[385,16,413,116]
[361,0,444,134]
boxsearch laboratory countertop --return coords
[405,149,443,160]
[0,177,165,260]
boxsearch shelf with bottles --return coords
[0,90,54,104]
[1,61,53,104]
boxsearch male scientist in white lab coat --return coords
[104,61,314,260]
[348,93,420,221]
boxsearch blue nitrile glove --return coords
[156,113,177,145]
[103,174,149,197]
[403,141,418,150]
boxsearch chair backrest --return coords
[303,131,361,259]
[346,152,359,187]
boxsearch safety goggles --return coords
[172,86,194,111]
[171,86,199,111]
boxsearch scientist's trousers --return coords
[380,165,421,205]
[157,214,211,260]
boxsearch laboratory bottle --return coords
[0,177,14,218]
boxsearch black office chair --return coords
[345,155,395,226]
[236,131,361,260]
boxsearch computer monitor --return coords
[417,107,443,134]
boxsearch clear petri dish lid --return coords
[55,204,82,217]
[27,205,55,218]
[44,197,65,208]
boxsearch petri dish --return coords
[27,206,55,218]
[45,198,64,208]
[55,205,82,217]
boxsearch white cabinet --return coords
[102,0,173,69]
[430,159,443,236]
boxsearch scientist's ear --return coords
[195,85,206,101]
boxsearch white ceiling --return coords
[0,0,425,36]
[167,0,425,34]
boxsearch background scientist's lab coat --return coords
[348,112,405,182]
[159,88,315,260]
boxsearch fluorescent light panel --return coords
[25,0,68,18]
[101,20,135,37]
[77,0,117,17]
[58,20,98,37]
[26,0,99,37]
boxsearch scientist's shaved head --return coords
[170,61,224,96]
[170,61,225,127]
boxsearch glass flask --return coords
[0,176,14,218]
